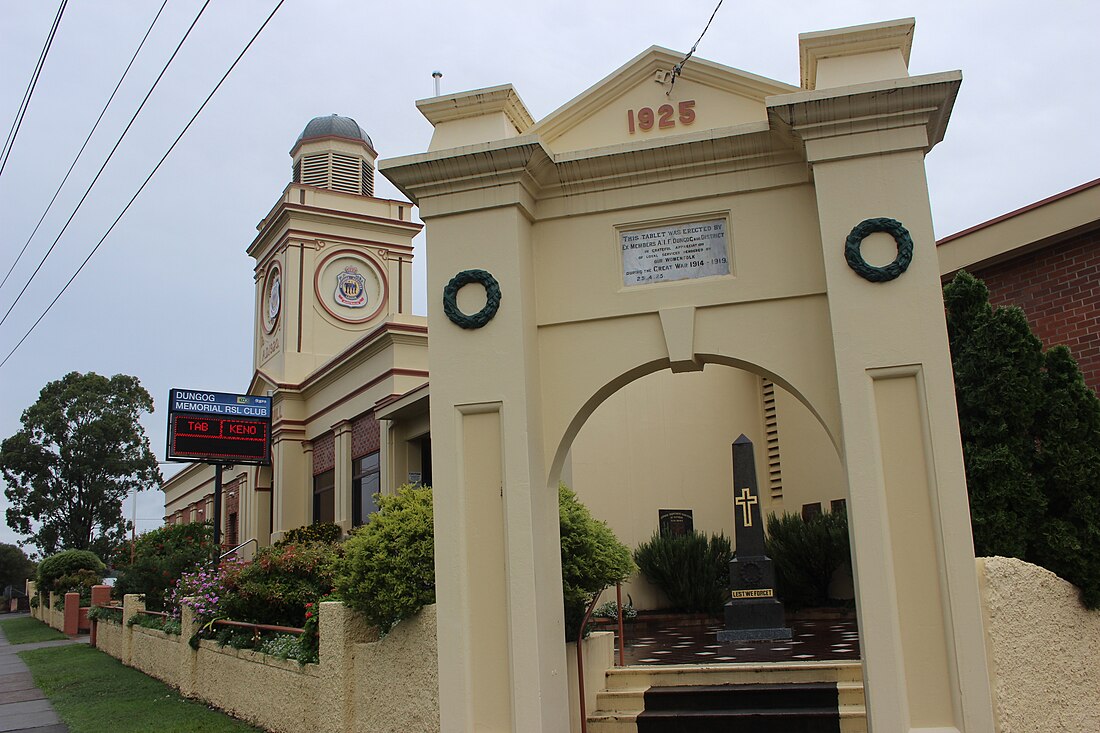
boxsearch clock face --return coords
[263,266,281,333]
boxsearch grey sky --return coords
[1,0,1097,550]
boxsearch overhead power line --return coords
[0,0,215,330]
[0,0,289,370]
[667,0,725,96]
[0,1,68,180]
[0,0,171,293]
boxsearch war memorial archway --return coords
[383,19,995,733]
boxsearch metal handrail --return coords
[219,537,257,560]
[211,618,304,644]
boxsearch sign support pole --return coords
[212,463,223,566]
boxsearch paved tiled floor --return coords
[0,613,76,733]
[618,617,861,665]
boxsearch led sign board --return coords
[166,389,272,465]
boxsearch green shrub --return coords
[87,605,123,624]
[946,271,1100,607]
[765,510,851,609]
[334,483,633,641]
[37,550,105,595]
[260,633,303,660]
[593,599,637,620]
[559,484,634,640]
[127,612,180,635]
[219,542,342,628]
[276,522,343,547]
[112,522,215,611]
[335,485,434,633]
[633,531,731,614]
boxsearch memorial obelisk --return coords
[717,434,792,642]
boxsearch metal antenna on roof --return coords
[667,0,724,96]
[432,70,443,97]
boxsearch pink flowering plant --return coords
[166,558,248,624]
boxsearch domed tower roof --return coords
[291,114,377,197]
[293,114,373,152]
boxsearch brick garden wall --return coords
[968,229,1100,392]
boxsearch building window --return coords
[801,502,822,521]
[830,498,847,514]
[352,452,380,526]
[313,469,335,524]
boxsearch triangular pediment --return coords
[531,46,798,155]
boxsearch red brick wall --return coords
[313,433,335,475]
[352,413,380,459]
[969,229,1100,392]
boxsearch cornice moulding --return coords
[767,71,961,154]
[383,121,807,217]
[416,84,535,134]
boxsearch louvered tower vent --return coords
[290,114,377,197]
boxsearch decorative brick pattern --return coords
[352,413,380,459]
[971,229,1100,392]
[313,432,335,475]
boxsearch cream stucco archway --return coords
[383,19,994,733]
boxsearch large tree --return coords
[0,542,36,592]
[945,271,1100,607]
[1,372,161,557]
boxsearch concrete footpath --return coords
[0,612,82,733]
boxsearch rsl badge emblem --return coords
[335,266,367,308]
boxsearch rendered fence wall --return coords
[979,556,1100,731]
[94,617,126,660]
[93,595,438,733]
[352,604,440,733]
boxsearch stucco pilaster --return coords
[770,67,994,732]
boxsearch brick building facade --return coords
[939,178,1100,392]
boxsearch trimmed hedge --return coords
[37,549,105,596]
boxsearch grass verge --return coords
[0,616,67,644]
[19,645,263,733]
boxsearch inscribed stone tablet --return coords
[621,219,729,286]
[659,509,694,538]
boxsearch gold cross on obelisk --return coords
[735,487,757,527]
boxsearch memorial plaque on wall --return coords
[621,218,729,286]
[659,509,694,538]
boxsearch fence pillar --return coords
[63,593,80,635]
[318,601,377,733]
[48,593,60,630]
[90,585,112,607]
[121,594,145,665]
[178,598,201,698]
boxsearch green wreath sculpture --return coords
[443,269,502,329]
[844,217,914,283]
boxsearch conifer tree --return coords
[944,272,1045,558]
[1033,346,1100,607]
[945,271,1100,608]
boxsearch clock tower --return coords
[248,114,421,386]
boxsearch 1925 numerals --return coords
[627,100,696,133]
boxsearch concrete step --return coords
[602,661,863,690]
[590,661,867,733]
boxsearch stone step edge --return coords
[587,708,867,724]
[592,681,865,712]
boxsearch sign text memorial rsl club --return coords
[166,389,272,465]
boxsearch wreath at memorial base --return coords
[443,269,501,329]
[844,217,914,283]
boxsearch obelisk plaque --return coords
[717,434,792,642]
